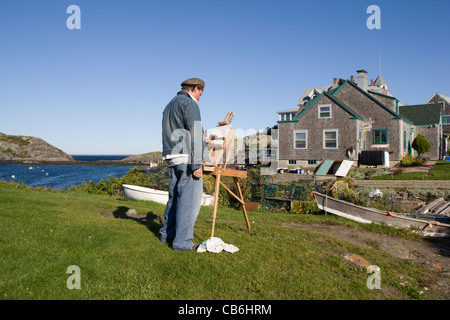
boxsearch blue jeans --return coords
[159,164,203,251]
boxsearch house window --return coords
[288,160,297,165]
[409,132,413,154]
[403,130,407,151]
[358,129,363,150]
[308,160,317,165]
[318,104,332,119]
[280,112,297,121]
[293,130,307,149]
[443,115,450,125]
[323,129,338,149]
[373,129,388,144]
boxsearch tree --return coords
[412,134,431,157]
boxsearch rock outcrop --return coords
[118,152,163,165]
[0,132,74,163]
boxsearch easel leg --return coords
[234,177,251,234]
[211,171,221,238]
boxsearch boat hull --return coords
[312,191,450,237]
[122,184,214,206]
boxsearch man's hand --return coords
[193,167,203,178]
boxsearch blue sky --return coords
[1,0,449,155]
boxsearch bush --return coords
[397,154,424,167]
[291,199,319,214]
[412,134,431,157]
[69,166,170,197]
[71,165,263,208]
[392,168,404,176]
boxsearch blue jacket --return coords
[162,91,208,171]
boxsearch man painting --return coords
[160,78,209,251]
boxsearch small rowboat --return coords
[312,191,450,237]
[122,184,214,206]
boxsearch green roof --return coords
[280,77,417,125]
[323,92,364,120]
[286,90,364,122]
[291,92,325,121]
[399,103,442,125]
[343,80,413,125]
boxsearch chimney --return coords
[371,79,374,86]
[333,78,338,85]
[350,75,355,83]
[356,69,368,91]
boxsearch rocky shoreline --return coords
[0,159,153,166]
[0,132,162,166]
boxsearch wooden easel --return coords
[203,112,251,237]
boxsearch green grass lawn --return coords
[0,181,448,300]
[370,160,450,180]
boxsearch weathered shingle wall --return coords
[279,95,360,162]
[334,84,404,161]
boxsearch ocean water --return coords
[0,155,136,189]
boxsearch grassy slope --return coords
[370,160,450,180]
[0,182,446,300]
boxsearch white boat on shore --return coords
[312,191,450,237]
[122,184,214,206]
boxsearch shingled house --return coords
[427,93,450,132]
[277,70,446,169]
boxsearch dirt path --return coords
[282,222,450,295]
[283,222,450,270]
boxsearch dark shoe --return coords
[174,243,200,252]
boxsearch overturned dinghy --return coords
[312,191,450,237]
[122,184,214,206]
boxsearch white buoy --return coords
[11,175,15,179]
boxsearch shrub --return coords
[412,134,431,157]
[397,154,424,167]
[291,199,319,214]
[69,166,170,197]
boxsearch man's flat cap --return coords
[181,78,205,89]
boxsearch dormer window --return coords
[318,104,331,119]
[279,112,296,121]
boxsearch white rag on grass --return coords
[197,237,239,253]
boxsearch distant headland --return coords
[0,132,162,165]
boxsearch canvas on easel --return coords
[203,112,251,237]
[204,112,235,169]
